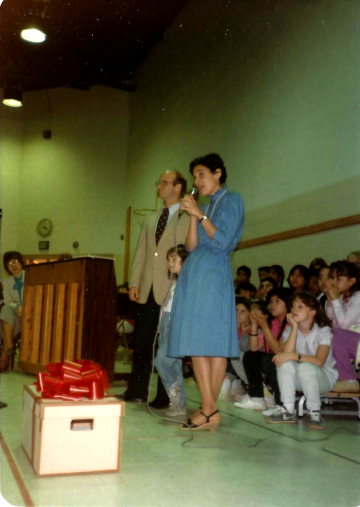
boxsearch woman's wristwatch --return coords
[199,215,208,223]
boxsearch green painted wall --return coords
[0,95,24,260]
[1,86,130,282]
[125,0,360,285]
[1,0,360,289]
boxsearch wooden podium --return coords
[19,257,117,382]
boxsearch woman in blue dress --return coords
[168,153,245,431]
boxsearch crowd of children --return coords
[154,248,360,430]
[226,251,360,430]
[2,246,359,430]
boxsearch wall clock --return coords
[37,218,53,238]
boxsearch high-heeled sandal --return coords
[179,410,220,432]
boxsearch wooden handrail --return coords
[235,214,360,251]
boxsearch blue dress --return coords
[168,186,245,358]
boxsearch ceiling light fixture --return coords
[2,86,23,108]
[21,28,47,43]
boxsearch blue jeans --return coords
[154,312,186,406]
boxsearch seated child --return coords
[258,266,270,280]
[234,265,251,292]
[269,265,285,288]
[258,277,277,301]
[288,264,309,293]
[308,270,321,298]
[255,267,271,300]
[154,245,188,417]
[266,293,338,430]
[234,287,292,412]
[237,282,257,301]
[326,260,360,392]
[1,251,25,371]
[318,265,331,310]
[218,297,251,401]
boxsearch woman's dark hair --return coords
[258,266,270,275]
[3,251,25,275]
[189,153,227,184]
[166,244,189,279]
[288,264,310,291]
[266,287,293,339]
[329,260,360,297]
[291,292,332,328]
[309,257,327,273]
[269,265,285,287]
[235,297,251,311]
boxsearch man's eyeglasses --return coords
[155,180,175,187]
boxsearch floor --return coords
[1,351,360,507]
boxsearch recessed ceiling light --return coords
[3,86,23,107]
[21,28,47,43]
[2,98,23,108]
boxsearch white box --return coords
[21,385,125,477]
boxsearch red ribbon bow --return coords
[35,360,109,401]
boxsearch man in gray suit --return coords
[120,170,190,405]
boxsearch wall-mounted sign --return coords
[39,241,50,250]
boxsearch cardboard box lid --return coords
[23,385,125,419]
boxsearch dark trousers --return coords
[242,350,282,405]
[125,288,169,402]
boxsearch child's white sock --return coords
[284,403,295,414]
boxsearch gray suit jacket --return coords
[129,210,190,305]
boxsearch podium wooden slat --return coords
[52,283,66,362]
[76,283,85,359]
[20,286,34,363]
[29,285,44,363]
[39,284,54,365]
[19,258,117,381]
[63,283,79,361]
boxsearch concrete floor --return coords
[1,351,360,507]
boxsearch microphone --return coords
[179,187,198,219]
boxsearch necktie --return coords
[155,208,169,245]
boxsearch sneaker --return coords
[309,410,325,430]
[230,379,245,398]
[218,378,231,401]
[332,380,360,393]
[262,404,283,417]
[263,387,275,407]
[169,383,182,405]
[165,405,186,417]
[265,406,297,424]
[234,397,267,410]
[234,392,249,402]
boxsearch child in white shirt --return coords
[266,293,338,430]
[154,245,189,416]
